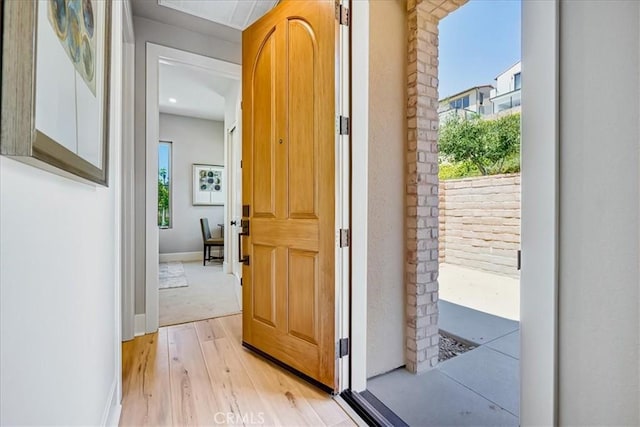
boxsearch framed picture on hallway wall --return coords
[0,0,112,186]
[193,164,225,206]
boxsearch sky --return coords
[438,0,521,99]
[159,142,171,181]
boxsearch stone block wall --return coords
[438,173,521,277]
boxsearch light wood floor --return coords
[120,314,355,426]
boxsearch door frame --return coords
[144,44,241,333]
[347,0,559,423]
[226,123,242,280]
[335,0,352,393]
[120,0,136,342]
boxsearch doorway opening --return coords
[352,0,523,425]
[125,0,351,400]
[144,44,242,330]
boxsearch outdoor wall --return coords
[158,114,224,254]
[133,15,241,314]
[438,174,520,277]
[367,0,407,379]
[557,0,639,424]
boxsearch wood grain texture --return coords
[0,0,36,156]
[120,329,173,426]
[242,0,337,390]
[120,315,354,427]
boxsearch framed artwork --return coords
[193,164,225,206]
[0,0,112,186]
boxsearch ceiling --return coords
[132,0,278,44]
[159,61,236,121]
[158,0,278,30]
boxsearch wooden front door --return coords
[241,0,337,390]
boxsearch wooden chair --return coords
[200,218,224,265]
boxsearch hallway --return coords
[120,314,355,426]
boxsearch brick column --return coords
[405,0,467,373]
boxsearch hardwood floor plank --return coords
[222,315,353,426]
[217,315,328,426]
[200,336,280,426]
[120,329,172,426]
[120,314,355,427]
[167,323,222,426]
[194,318,227,342]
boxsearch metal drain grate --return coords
[439,332,477,362]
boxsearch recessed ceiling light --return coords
[169,98,177,104]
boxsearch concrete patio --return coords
[367,265,520,426]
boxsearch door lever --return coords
[238,219,250,266]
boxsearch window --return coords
[158,141,172,228]
[514,72,521,90]
[449,95,470,110]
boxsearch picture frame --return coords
[0,0,112,186]
[193,164,225,206]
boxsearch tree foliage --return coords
[158,168,170,227]
[439,113,520,176]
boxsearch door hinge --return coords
[339,229,350,248]
[335,2,350,26]
[517,249,521,270]
[337,116,350,136]
[240,278,243,287]
[240,160,243,169]
[337,338,349,358]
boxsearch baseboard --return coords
[101,379,121,426]
[134,314,146,337]
[159,251,201,263]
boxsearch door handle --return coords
[238,219,250,266]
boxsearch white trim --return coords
[120,0,136,343]
[224,124,232,275]
[134,314,147,337]
[349,0,369,393]
[101,379,121,426]
[335,0,351,394]
[158,251,202,263]
[109,2,128,425]
[110,1,125,425]
[227,123,243,281]
[145,43,242,333]
[520,0,558,424]
[122,0,134,43]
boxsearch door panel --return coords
[252,30,277,218]
[288,19,319,219]
[252,244,277,326]
[288,250,319,344]
[242,0,336,389]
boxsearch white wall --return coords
[0,3,124,422]
[133,16,241,313]
[367,0,407,378]
[158,114,224,254]
[495,62,521,95]
[558,1,639,424]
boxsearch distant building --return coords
[490,61,521,114]
[438,85,494,122]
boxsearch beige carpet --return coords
[159,262,242,327]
